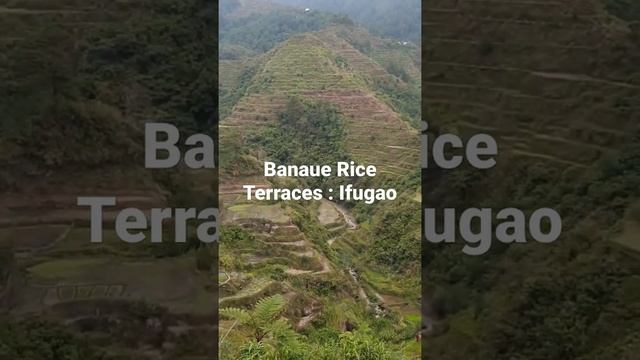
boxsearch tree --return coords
[0,321,95,359]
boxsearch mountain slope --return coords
[219,16,421,359]
[423,1,640,359]
[0,1,218,358]
[220,26,420,177]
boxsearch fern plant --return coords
[220,294,297,343]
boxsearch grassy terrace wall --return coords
[424,0,639,169]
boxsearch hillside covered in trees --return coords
[271,0,421,42]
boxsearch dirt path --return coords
[532,71,640,89]
[427,60,640,89]
[328,201,357,230]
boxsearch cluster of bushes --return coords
[220,294,410,359]
[221,2,342,53]
[0,0,216,187]
[0,320,97,359]
[366,196,421,273]
[272,0,421,42]
[254,97,350,191]
[374,73,420,129]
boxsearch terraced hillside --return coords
[0,0,217,358]
[219,3,421,358]
[422,1,640,359]
[424,0,639,169]
[0,173,219,359]
[220,26,420,177]
[219,203,334,308]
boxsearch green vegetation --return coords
[254,97,350,190]
[0,0,216,188]
[422,1,640,356]
[0,0,217,358]
[375,81,421,129]
[367,196,420,273]
[603,0,640,21]
[220,61,260,118]
[0,321,96,359]
[257,97,347,164]
[330,191,421,303]
[370,48,421,127]
[221,294,292,342]
[221,295,409,359]
[221,0,346,53]
[423,131,640,359]
[219,2,420,358]
[218,190,422,349]
[272,0,421,42]
[220,43,257,60]
[247,35,365,94]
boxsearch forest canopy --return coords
[271,0,421,42]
